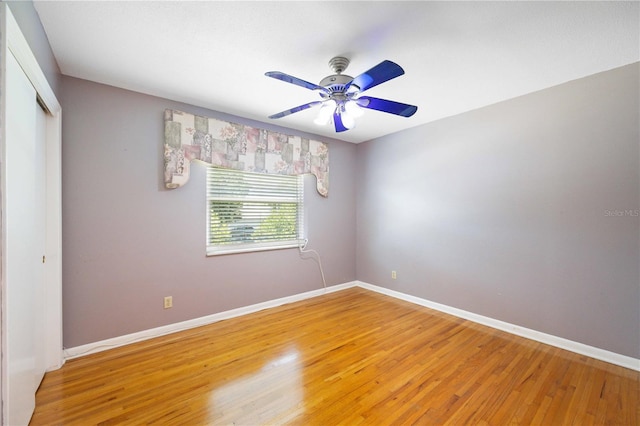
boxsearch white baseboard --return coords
[65,279,639,372]
[356,281,640,372]
[63,281,358,360]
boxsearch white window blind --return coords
[206,167,304,255]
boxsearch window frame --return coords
[206,166,305,256]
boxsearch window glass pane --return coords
[207,167,303,255]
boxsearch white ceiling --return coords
[33,1,639,144]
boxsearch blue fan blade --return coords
[346,60,405,93]
[265,71,329,94]
[268,101,322,119]
[333,112,349,132]
[358,96,417,117]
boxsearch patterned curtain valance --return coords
[163,109,329,197]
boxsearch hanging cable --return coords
[298,239,327,290]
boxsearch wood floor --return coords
[31,288,638,425]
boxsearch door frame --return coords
[1,3,63,423]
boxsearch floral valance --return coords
[163,109,329,197]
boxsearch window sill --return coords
[206,239,304,256]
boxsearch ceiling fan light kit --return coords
[266,56,418,133]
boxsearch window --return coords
[206,167,304,255]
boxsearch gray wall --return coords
[356,63,639,358]
[60,76,357,348]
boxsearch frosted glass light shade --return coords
[345,100,364,117]
[314,100,336,125]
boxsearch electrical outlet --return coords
[164,296,173,309]
[391,270,397,279]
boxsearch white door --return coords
[5,49,47,425]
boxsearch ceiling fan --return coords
[265,57,418,133]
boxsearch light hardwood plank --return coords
[31,288,639,425]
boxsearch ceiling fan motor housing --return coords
[319,56,359,99]
[319,74,354,98]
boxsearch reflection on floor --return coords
[212,349,302,424]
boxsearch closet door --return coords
[5,49,47,426]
